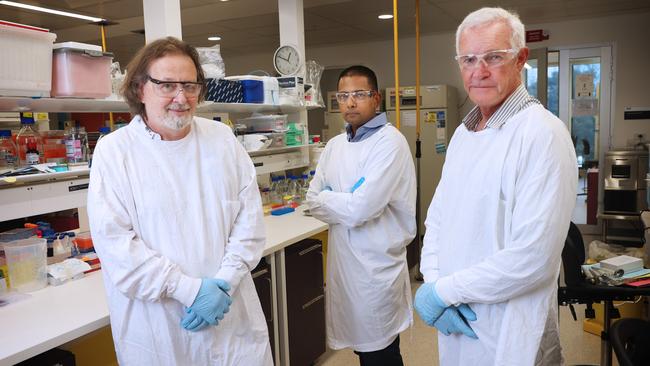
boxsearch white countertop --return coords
[0,206,327,366]
[262,206,328,256]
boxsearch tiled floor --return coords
[315,280,613,366]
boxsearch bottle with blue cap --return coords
[16,113,44,167]
[300,174,309,201]
[90,126,111,168]
[0,129,17,170]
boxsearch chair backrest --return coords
[562,221,586,286]
[610,318,650,366]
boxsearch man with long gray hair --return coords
[87,37,272,365]
[414,7,577,365]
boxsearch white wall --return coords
[223,11,650,147]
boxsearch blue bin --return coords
[240,79,264,103]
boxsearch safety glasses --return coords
[335,90,375,103]
[147,75,203,98]
[454,48,519,70]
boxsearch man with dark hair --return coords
[87,37,272,365]
[306,65,416,366]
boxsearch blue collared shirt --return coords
[345,112,388,142]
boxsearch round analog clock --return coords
[273,45,301,76]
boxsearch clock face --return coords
[274,45,301,76]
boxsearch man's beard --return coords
[162,103,193,130]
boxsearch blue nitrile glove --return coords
[185,278,232,326]
[181,307,209,332]
[414,282,448,326]
[433,304,478,339]
[350,177,365,193]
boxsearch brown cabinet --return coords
[285,239,326,366]
[252,257,275,361]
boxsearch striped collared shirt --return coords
[462,84,541,132]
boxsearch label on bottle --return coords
[0,149,16,167]
[65,139,82,161]
[26,152,39,165]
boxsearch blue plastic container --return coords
[240,79,264,103]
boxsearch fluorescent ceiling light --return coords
[378,14,393,20]
[208,36,221,41]
[0,1,106,23]
[524,62,532,70]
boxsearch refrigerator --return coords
[323,91,346,142]
[386,85,459,233]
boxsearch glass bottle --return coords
[277,175,288,197]
[16,116,44,167]
[300,174,309,201]
[25,141,40,165]
[270,176,283,206]
[89,127,110,168]
[289,176,302,205]
[0,130,17,170]
[65,125,89,163]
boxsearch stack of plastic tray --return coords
[0,21,56,97]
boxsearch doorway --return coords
[522,45,613,231]
[560,46,612,231]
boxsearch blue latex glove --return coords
[433,304,478,339]
[184,278,232,327]
[180,307,209,332]
[414,282,447,326]
[350,177,365,193]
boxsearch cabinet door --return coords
[288,293,326,366]
[252,258,274,360]
[285,239,326,365]
[285,238,324,306]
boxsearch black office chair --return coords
[558,222,650,366]
[610,318,650,366]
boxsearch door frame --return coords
[527,47,548,107]
[556,43,615,234]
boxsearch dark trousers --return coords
[354,335,404,366]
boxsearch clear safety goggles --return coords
[147,75,203,98]
[335,90,375,103]
[454,48,519,70]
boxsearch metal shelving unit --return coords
[0,97,317,114]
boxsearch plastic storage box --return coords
[240,114,288,133]
[241,79,264,103]
[264,132,286,148]
[3,238,47,292]
[0,21,56,97]
[51,42,113,98]
[42,130,66,163]
[73,231,94,253]
[225,76,265,103]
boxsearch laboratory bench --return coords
[0,205,328,366]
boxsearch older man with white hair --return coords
[414,7,577,365]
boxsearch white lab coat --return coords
[306,123,416,352]
[87,116,272,366]
[421,105,578,366]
